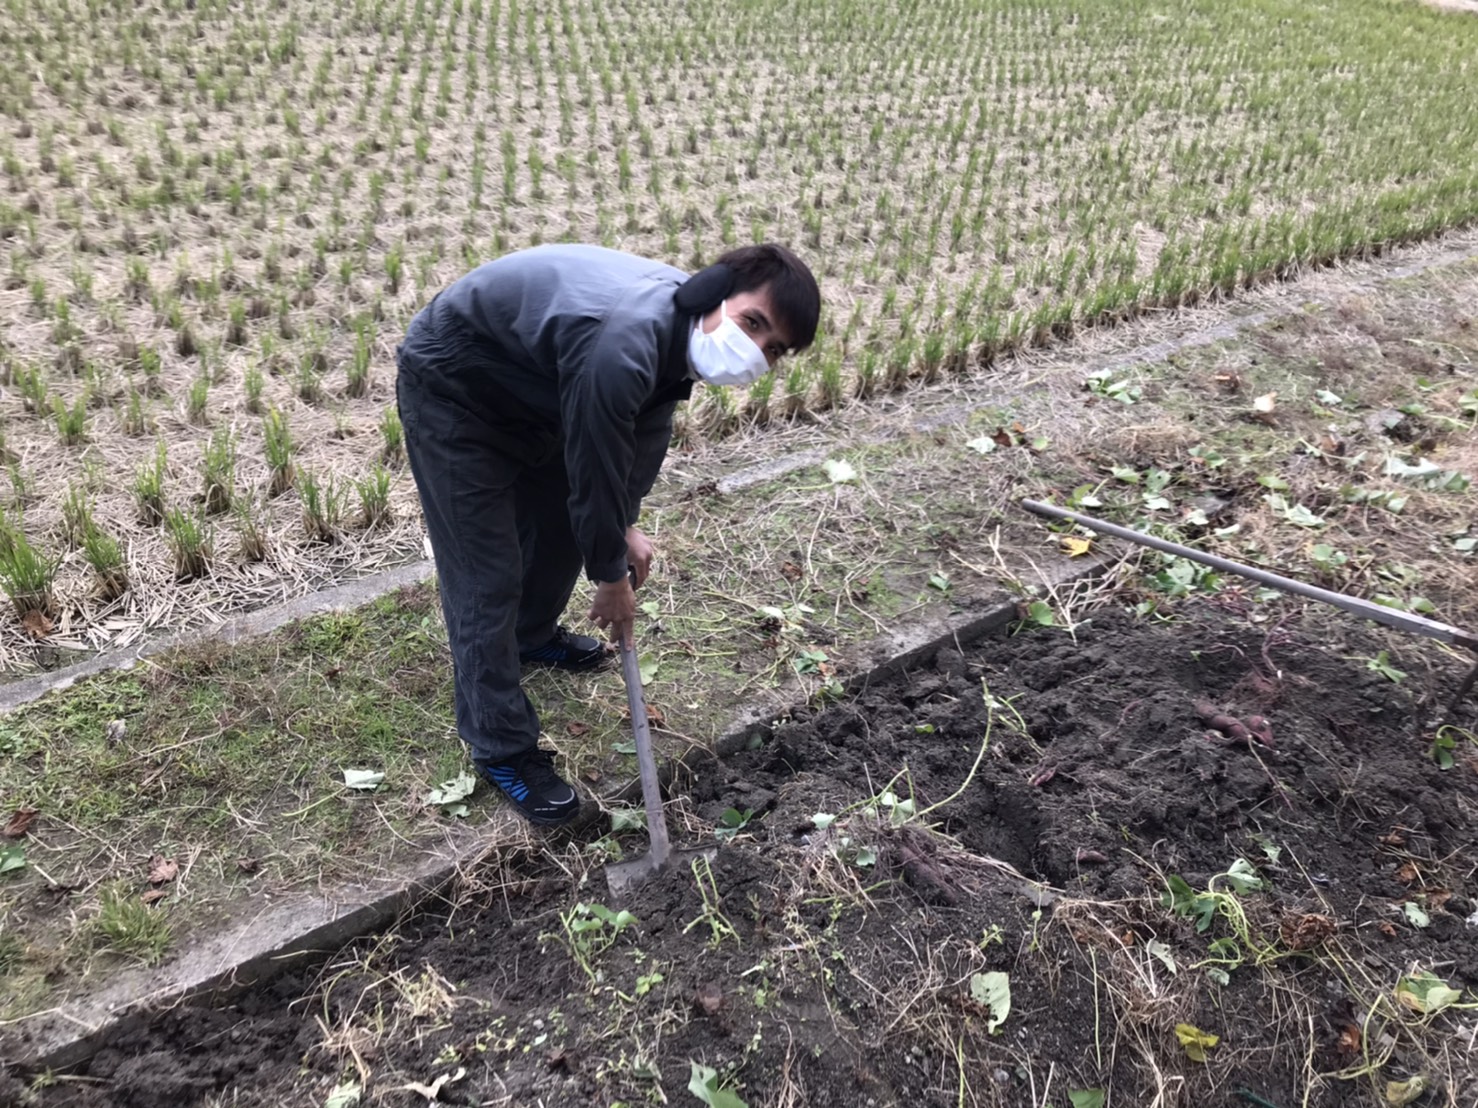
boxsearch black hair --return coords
[714,243,821,352]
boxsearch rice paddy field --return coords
[1,0,1477,669]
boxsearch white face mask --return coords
[687,301,770,387]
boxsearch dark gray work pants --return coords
[395,313,583,766]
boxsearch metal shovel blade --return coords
[605,639,713,895]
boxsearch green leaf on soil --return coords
[1256,474,1289,490]
[1069,1091,1106,1108]
[612,740,638,754]
[1366,652,1408,682]
[853,844,877,868]
[342,768,384,791]
[442,803,469,819]
[1394,971,1461,1014]
[640,600,660,619]
[0,843,25,874]
[714,808,754,841]
[1024,601,1055,627]
[1430,729,1457,770]
[1188,445,1226,468]
[966,435,997,454]
[927,572,951,593]
[1383,455,1441,479]
[324,1081,361,1108]
[638,651,660,685]
[811,812,836,830]
[611,807,644,832]
[1223,858,1264,892]
[969,971,1011,1033]
[1206,966,1231,986]
[1174,1022,1219,1062]
[424,771,476,807]
[1110,465,1140,484]
[1145,938,1177,975]
[1316,389,1344,406]
[1384,1075,1427,1106]
[1455,537,1477,553]
[1143,495,1172,511]
[1402,901,1429,929]
[687,1061,749,1108]
[822,458,857,484]
[1164,874,1217,932]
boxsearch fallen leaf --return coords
[1074,849,1109,864]
[638,651,660,685]
[822,458,857,484]
[1213,372,1242,393]
[1069,1093,1106,1108]
[1279,913,1336,950]
[1377,920,1397,938]
[1395,861,1420,884]
[645,704,666,726]
[965,435,998,455]
[1059,536,1093,557]
[396,1067,466,1102]
[1253,392,1277,413]
[780,560,803,581]
[148,855,179,884]
[1336,1023,1361,1056]
[1146,939,1177,975]
[565,720,590,737]
[1403,901,1429,928]
[0,843,26,874]
[324,1079,362,1108]
[545,1047,569,1072]
[1175,1022,1219,1063]
[141,888,169,904]
[236,857,260,874]
[1378,828,1407,847]
[341,768,385,791]
[1394,972,1462,1015]
[1385,1075,1427,1106]
[3,808,38,838]
[20,609,53,639]
[424,771,476,807]
[1426,887,1453,910]
[688,1062,749,1108]
[104,719,127,744]
[969,971,1011,1033]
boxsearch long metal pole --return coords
[619,638,670,869]
[1020,499,1478,652]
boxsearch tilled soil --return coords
[13,600,1478,1107]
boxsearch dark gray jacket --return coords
[405,245,695,585]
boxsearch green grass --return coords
[92,882,172,966]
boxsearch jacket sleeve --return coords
[626,400,677,527]
[558,314,660,584]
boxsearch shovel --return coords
[605,634,715,896]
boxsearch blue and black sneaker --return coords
[519,625,612,672]
[478,748,581,826]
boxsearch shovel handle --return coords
[619,639,670,868]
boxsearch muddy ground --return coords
[9,597,1478,1107]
